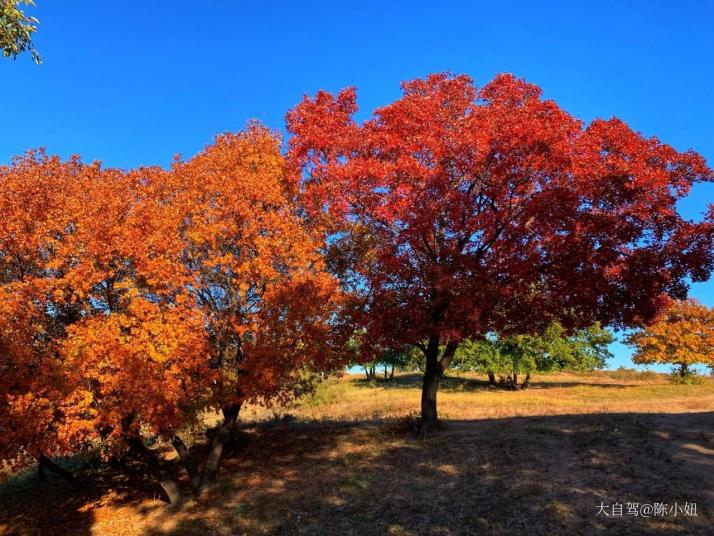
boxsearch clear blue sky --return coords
[3,1,713,370]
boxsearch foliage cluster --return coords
[0,0,40,62]
[453,322,613,388]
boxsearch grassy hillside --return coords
[1,371,713,535]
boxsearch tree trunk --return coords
[200,403,241,487]
[420,360,440,436]
[171,436,201,492]
[126,435,183,504]
[488,372,496,385]
[679,363,689,377]
[390,364,395,380]
[384,364,388,379]
[364,366,371,380]
[418,337,458,437]
[116,403,243,503]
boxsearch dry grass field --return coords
[1,371,713,535]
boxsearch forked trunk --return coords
[126,403,242,503]
[126,434,184,504]
[171,436,201,491]
[200,403,241,486]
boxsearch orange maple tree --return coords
[161,124,345,492]
[0,151,213,488]
[287,73,714,434]
[628,298,714,377]
[0,151,100,473]
[0,125,345,499]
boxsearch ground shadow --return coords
[4,411,710,535]
[350,373,638,392]
[140,411,713,535]
[0,454,167,535]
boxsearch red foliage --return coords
[287,73,714,427]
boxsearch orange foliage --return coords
[0,124,345,473]
[628,299,714,369]
[168,123,345,408]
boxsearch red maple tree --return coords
[287,73,714,434]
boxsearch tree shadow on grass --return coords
[2,412,713,535]
[350,373,638,392]
[0,453,171,536]
[141,412,713,536]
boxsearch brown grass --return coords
[1,371,713,535]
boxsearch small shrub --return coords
[605,367,661,382]
[669,369,704,385]
[388,411,422,436]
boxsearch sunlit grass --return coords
[2,370,713,535]
[260,370,714,422]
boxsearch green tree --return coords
[375,346,419,379]
[1,0,40,63]
[453,322,613,389]
[355,345,418,381]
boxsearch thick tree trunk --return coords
[488,372,496,385]
[171,436,201,492]
[420,360,440,436]
[126,435,183,504]
[679,363,689,377]
[116,403,243,503]
[116,412,183,503]
[418,338,457,437]
[200,403,241,487]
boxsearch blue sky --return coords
[2,1,713,369]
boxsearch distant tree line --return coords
[354,322,613,389]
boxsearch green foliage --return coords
[669,371,704,385]
[347,327,421,379]
[377,346,419,372]
[346,319,613,390]
[453,322,614,382]
[669,363,705,385]
[359,346,420,379]
[1,0,40,63]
